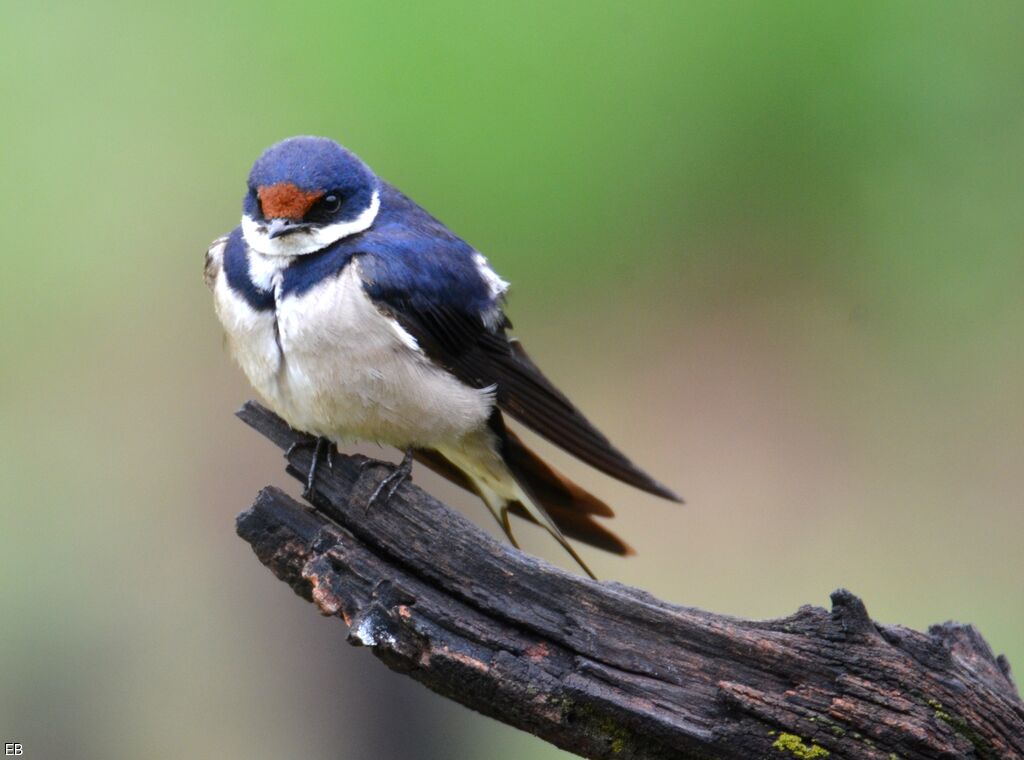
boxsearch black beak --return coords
[266,218,314,239]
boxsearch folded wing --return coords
[374,298,680,502]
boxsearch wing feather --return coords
[376,298,680,502]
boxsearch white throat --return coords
[241,189,381,257]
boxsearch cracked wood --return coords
[234,401,1024,760]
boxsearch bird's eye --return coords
[304,191,344,223]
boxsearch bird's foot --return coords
[366,448,415,512]
[286,435,336,499]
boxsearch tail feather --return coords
[505,500,633,555]
[413,432,634,556]
[501,429,614,517]
[502,430,633,556]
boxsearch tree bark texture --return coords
[234,401,1023,759]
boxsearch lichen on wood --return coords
[234,401,1024,760]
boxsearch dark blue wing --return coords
[358,186,680,502]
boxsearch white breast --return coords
[211,249,494,449]
[209,240,283,397]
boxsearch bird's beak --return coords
[266,218,314,239]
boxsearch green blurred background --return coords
[2,2,1022,758]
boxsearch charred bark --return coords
[234,401,1023,759]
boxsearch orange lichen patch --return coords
[436,645,489,673]
[258,182,323,220]
[446,650,490,672]
[525,643,550,662]
[304,570,343,616]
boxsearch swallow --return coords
[205,136,680,577]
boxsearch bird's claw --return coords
[366,448,415,512]
[286,435,336,499]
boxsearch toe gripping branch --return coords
[365,447,415,511]
[235,400,1024,760]
[285,435,337,498]
[278,423,414,513]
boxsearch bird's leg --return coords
[285,435,337,499]
[366,447,415,511]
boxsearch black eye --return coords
[304,190,344,223]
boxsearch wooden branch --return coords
[234,401,1024,759]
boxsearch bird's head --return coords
[241,136,380,256]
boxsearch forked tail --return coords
[414,429,634,579]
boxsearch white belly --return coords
[213,254,494,448]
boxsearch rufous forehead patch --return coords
[257,182,324,220]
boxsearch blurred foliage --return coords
[2,2,1022,759]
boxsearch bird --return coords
[205,135,680,577]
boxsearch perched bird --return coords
[206,136,680,577]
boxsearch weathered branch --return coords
[234,401,1024,759]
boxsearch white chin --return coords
[241,190,381,256]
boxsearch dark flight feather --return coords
[374,298,681,503]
